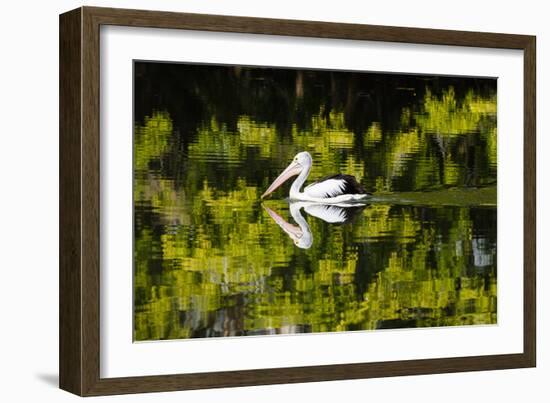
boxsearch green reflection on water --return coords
[133,63,497,341]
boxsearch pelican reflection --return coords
[263,202,365,249]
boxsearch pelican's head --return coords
[293,151,312,167]
[261,152,312,199]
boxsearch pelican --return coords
[261,151,370,203]
[264,202,366,249]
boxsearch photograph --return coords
[133,61,498,341]
[50,2,542,398]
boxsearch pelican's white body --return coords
[293,178,369,203]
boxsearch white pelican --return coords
[261,151,370,203]
[264,202,366,249]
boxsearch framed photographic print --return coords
[59,6,536,396]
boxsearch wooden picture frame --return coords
[59,6,536,396]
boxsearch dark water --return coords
[133,62,497,341]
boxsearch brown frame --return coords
[59,6,536,396]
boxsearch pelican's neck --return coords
[289,162,311,198]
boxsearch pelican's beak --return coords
[263,205,303,241]
[261,161,302,199]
